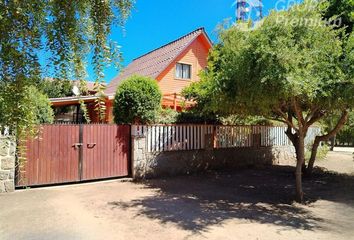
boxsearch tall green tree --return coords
[322,0,354,34]
[184,1,354,202]
[334,111,354,145]
[319,0,353,149]
[41,78,73,98]
[26,86,54,124]
[0,0,134,135]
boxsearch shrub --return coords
[176,111,221,124]
[0,85,54,127]
[155,108,179,124]
[113,75,162,124]
[27,86,54,124]
[220,115,273,126]
[336,112,354,146]
[40,78,73,98]
[155,109,272,125]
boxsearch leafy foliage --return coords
[321,0,354,34]
[155,108,180,124]
[184,0,354,202]
[26,86,54,124]
[0,86,53,131]
[336,111,354,145]
[155,108,271,125]
[0,0,134,135]
[40,78,73,98]
[220,115,273,126]
[113,75,162,124]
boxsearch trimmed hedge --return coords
[113,75,162,124]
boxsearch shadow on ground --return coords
[108,166,354,233]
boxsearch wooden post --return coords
[173,93,177,111]
[213,126,217,148]
[76,104,80,123]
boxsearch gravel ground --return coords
[0,148,354,240]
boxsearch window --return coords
[175,63,191,79]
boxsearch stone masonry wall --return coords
[132,136,297,179]
[0,136,16,193]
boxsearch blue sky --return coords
[86,0,301,83]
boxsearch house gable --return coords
[156,34,211,95]
[105,28,212,96]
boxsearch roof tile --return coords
[105,28,208,95]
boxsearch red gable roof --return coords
[105,28,212,96]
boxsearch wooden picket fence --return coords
[0,127,10,137]
[132,125,321,153]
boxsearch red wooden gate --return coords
[16,124,130,187]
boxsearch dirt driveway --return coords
[1,148,354,240]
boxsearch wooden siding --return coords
[157,35,210,95]
[104,35,211,122]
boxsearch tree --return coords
[41,78,73,99]
[0,0,134,136]
[184,1,354,202]
[0,86,54,132]
[321,0,354,34]
[336,112,354,145]
[113,75,162,124]
[26,86,54,124]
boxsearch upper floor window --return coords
[176,63,191,80]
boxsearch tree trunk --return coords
[295,133,305,203]
[285,125,304,202]
[306,137,320,174]
[330,136,336,151]
[307,111,349,175]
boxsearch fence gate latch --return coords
[73,143,83,149]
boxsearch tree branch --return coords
[305,106,319,122]
[292,97,305,128]
[307,110,349,174]
[316,110,349,142]
[307,109,326,127]
[273,108,298,132]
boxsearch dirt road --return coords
[1,148,353,240]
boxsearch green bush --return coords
[27,86,54,124]
[40,78,73,98]
[176,111,221,124]
[154,109,273,125]
[336,112,354,146]
[220,115,273,126]
[0,85,54,127]
[113,75,162,124]
[155,108,179,124]
[154,108,219,124]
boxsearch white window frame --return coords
[175,63,192,80]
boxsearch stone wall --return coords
[0,136,16,193]
[132,136,297,179]
[271,146,296,166]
